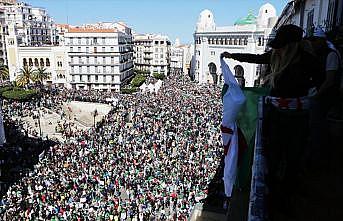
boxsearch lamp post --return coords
[93,109,98,128]
[37,99,42,137]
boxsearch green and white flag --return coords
[220,58,246,197]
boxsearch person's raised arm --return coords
[221,50,272,64]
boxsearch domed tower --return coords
[257,3,277,28]
[196,9,216,32]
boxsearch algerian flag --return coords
[220,58,246,197]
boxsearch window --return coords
[327,0,336,31]
[155,48,158,53]
[87,75,90,82]
[111,57,114,64]
[95,66,99,73]
[95,56,98,63]
[40,58,44,66]
[78,37,81,44]
[87,66,90,73]
[86,47,89,53]
[103,66,106,73]
[86,38,89,45]
[46,58,50,66]
[102,47,105,52]
[103,75,106,82]
[160,54,163,58]
[111,66,114,73]
[244,38,248,45]
[72,75,75,81]
[70,47,73,52]
[34,58,39,67]
[95,75,98,81]
[210,51,215,56]
[93,37,97,44]
[155,54,158,59]
[112,76,114,82]
[111,47,114,51]
[94,47,97,53]
[306,9,314,36]
[79,66,82,73]
[23,58,27,66]
[258,37,262,46]
[78,47,81,52]
[197,51,200,56]
[79,57,82,63]
[71,66,74,73]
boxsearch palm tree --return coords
[16,66,35,87]
[33,67,49,85]
[0,65,9,83]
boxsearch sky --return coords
[25,0,289,44]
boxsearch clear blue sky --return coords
[26,0,289,44]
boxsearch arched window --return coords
[239,38,242,45]
[23,58,27,66]
[46,58,50,66]
[40,58,44,67]
[234,39,238,45]
[220,39,223,45]
[224,38,228,45]
[29,58,33,66]
[34,58,39,67]
[244,38,248,45]
[229,38,232,45]
[216,39,219,45]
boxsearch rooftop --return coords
[67,27,117,33]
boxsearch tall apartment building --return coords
[134,34,170,75]
[64,23,134,91]
[0,0,16,6]
[2,2,56,46]
[0,8,7,65]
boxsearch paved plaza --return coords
[22,101,112,141]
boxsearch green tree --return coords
[0,65,9,82]
[16,66,35,87]
[33,67,49,85]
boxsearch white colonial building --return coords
[64,23,134,91]
[193,3,278,86]
[170,38,184,74]
[133,34,170,75]
[2,2,56,46]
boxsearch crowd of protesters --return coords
[0,74,224,220]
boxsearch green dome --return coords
[234,12,257,25]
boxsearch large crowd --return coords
[0,75,223,220]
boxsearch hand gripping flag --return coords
[220,58,246,197]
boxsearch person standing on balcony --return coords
[221,24,321,219]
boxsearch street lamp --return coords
[93,109,98,128]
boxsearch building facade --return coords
[64,24,134,91]
[170,39,184,74]
[2,2,56,46]
[274,0,343,36]
[8,46,68,86]
[193,3,278,86]
[134,34,171,75]
[0,8,8,65]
